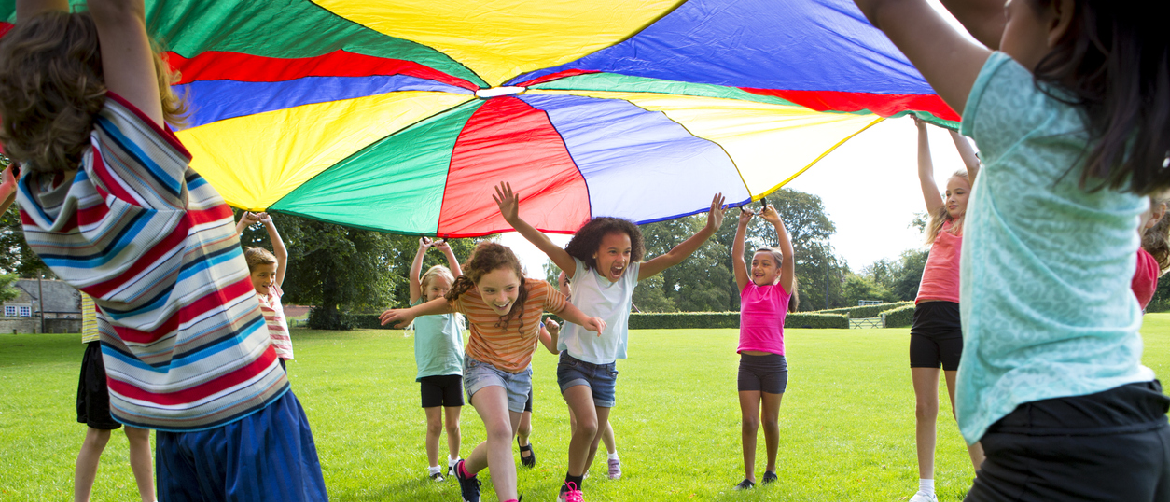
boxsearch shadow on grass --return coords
[338,475,456,502]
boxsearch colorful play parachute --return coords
[1,1,956,237]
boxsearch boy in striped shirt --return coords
[238,212,295,369]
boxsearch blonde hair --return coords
[420,264,455,291]
[0,11,187,174]
[924,170,971,245]
[244,247,277,273]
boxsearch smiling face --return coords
[593,231,633,282]
[944,176,972,219]
[424,274,453,302]
[750,250,781,286]
[475,266,522,316]
[250,262,277,296]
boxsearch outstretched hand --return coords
[705,193,726,230]
[738,206,756,225]
[493,182,520,223]
[380,308,413,329]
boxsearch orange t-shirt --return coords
[454,278,566,373]
[917,220,962,304]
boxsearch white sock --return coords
[607,452,619,461]
[448,456,460,467]
[428,465,442,475]
[919,478,935,495]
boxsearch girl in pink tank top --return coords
[906,117,983,502]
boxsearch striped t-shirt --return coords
[258,284,293,360]
[17,93,287,431]
[454,278,566,373]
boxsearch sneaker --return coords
[557,482,583,502]
[909,491,938,502]
[734,479,755,490]
[607,458,621,480]
[448,456,462,477]
[761,470,777,484]
[429,471,445,482]
[454,459,480,502]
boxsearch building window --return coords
[19,306,32,317]
[4,305,14,317]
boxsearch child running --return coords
[730,202,797,490]
[408,237,466,482]
[237,212,295,369]
[0,1,325,499]
[381,241,605,502]
[906,117,984,502]
[1134,194,1170,310]
[856,0,1170,499]
[494,181,724,501]
[515,319,561,470]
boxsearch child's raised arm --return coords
[433,239,462,277]
[409,237,433,304]
[639,193,726,280]
[853,0,990,113]
[381,297,453,329]
[951,129,981,185]
[88,0,165,126]
[234,211,260,237]
[938,0,1007,51]
[760,206,796,294]
[732,207,755,291]
[915,118,945,216]
[258,213,287,288]
[494,181,576,277]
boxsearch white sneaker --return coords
[909,491,938,502]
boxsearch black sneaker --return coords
[762,471,777,484]
[734,479,755,490]
[454,459,480,502]
[429,471,445,482]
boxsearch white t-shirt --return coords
[558,258,640,364]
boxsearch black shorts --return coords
[967,380,1170,502]
[77,341,121,430]
[523,388,533,413]
[420,374,464,408]
[737,353,788,394]
[910,302,963,371]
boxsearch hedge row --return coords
[815,302,912,318]
[880,304,916,328]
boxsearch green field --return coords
[4,315,1170,501]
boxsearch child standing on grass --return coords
[730,203,797,490]
[906,117,983,502]
[408,237,466,482]
[1134,195,1170,310]
[494,181,724,502]
[856,0,1170,499]
[74,292,156,502]
[237,211,294,369]
[0,2,325,499]
[381,241,605,502]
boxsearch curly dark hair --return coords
[0,11,187,174]
[563,217,644,272]
[446,241,529,332]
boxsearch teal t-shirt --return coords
[956,52,1154,443]
[411,299,466,381]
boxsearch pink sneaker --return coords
[557,482,583,502]
[607,458,621,480]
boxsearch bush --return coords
[783,313,849,329]
[307,307,357,331]
[881,304,916,328]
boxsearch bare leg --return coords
[444,406,462,462]
[602,421,617,455]
[75,428,112,502]
[122,426,155,502]
[582,406,612,476]
[517,411,532,447]
[424,406,443,469]
[738,390,761,483]
[944,370,984,470]
[760,392,784,473]
[912,367,942,480]
[563,385,598,477]
[464,386,522,501]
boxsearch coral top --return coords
[916,220,961,304]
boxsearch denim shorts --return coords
[557,352,618,408]
[464,357,533,414]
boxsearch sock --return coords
[428,465,441,475]
[607,451,619,461]
[562,473,584,492]
[919,478,935,495]
[448,455,460,467]
[459,460,475,479]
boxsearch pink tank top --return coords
[916,220,961,304]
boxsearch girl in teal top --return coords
[855,0,1170,499]
[409,237,466,481]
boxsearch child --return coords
[0,2,325,499]
[494,181,724,501]
[730,202,796,490]
[74,292,156,502]
[1134,195,1170,310]
[237,211,294,369]
[855,0,1170,499]
[515,319,561,470]
[408,237,466,481]
[906,117,984,502]
[381,241,605,502]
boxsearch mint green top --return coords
[411,299,466,381]
[956,52,1154,443]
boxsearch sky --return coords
[502,117,973,277]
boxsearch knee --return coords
[915,401,939,421]
[761,415,779,430]
[446,422,461,437]
[427,421,443,436]
[123,426,150,445]
[575,419,598,440]
[485,423,513,443]
[85,428,112,448]
[516,423,531,439]
[742,416,760,432]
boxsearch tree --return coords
[0,273,19,303]
[841,273,893,305]
[0,203,49,277]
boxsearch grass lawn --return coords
[4,315,1170,501]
